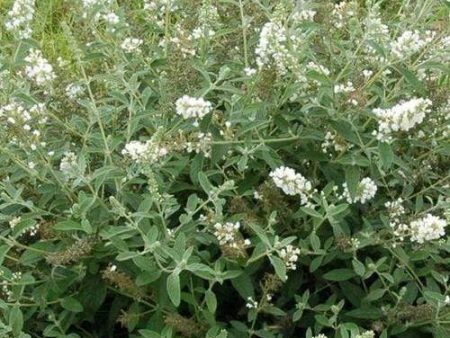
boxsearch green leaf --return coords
[61,297,84,312]
[136,270,162,286]
[186,194,199,212]
[337,154,370,166]
[314,314,331,327]
[231,273,254,300]
[190,154,204,184]
[269,256,287,281]
[167,272,181,307]
[247,223,271,246]
[53,220,88,233]
[310,256,324,272]
[139,329,162,338]
[395,65,427,96]
[352,259,365,277]
[198,172,213,194]
[215,330,228,338]
[292,309,304,322]
[378,142,394,170]
[205,289,217,313]
[81,219,93,234]
[424,290,446,306]
[433,326,450,338]
[323,269,355,281]
[345,166,360,200]
[263,306,286,316]
[330,119,359,144]
[310,233,321,252]
[345,307,383,319]
[327,204,349,217]
[116,251,141,261]
[9,306,23,336]
[365,289,386,302]
[300,207,323,219]
[0,245,11,265]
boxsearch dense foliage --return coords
[0,0,449,337]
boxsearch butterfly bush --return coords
[0,0,449,337]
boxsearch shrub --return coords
[0,0,449,337]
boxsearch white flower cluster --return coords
[355,331,375,338]
[410,214,447,244]
[4,0,35,39]
[385,198,405,221]
[332,1,356,29]
[144,0,178,11]
[191,26,215,40]
[341,177,377,204]
[363,3,390,59]
[279,244,300,271]
[306,62,331,77]
[373,97,432,141]
[59,151,79,179]
[144,0,179,29]
[256,15,317,85]
[244,67,257,77]
[292,9,316,22]
[184,132,212,158]
[312,334,328,338]
[245,297,258,309]
[121,37,143,53]
[0,70,11,91]
[81,0,121,32]
[9,216,40,236]
[167,25,197,58]
[24,49,56,86]
[0,101,46,129]
[121,140,168,164]
[9,217,22,229]
[82,0,112,6]
[270,166,312,205]
[362,69,373,79]
[321,131,348,154]
[65,83,84,100]
[255,21,288,70]
[28,223,40,236]
[334,81,355,94]
[102,12,119,25]
[0,101,48,149]
[304,62,331,88]
[175,96,212,124]
[1,271,22,301]
[391,30,435,59]
[191,3,219,40]
[438,99,450,138]
[213,222,250,248]
[392,214,447,244]
[424,35,450,67]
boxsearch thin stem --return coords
[210,135,299,145]
[239,0,249,67]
